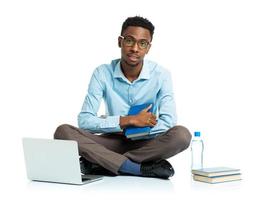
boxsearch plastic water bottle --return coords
[191,131,204,170]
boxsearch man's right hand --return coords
[131,104,157,127]
[120,104,157,129]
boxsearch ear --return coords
[118,36,122,48]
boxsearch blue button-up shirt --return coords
[78,59,177,139]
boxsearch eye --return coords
[139,40,148,48]
[124,37,134,45]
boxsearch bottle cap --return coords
[194,131,201,137]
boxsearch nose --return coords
[130,42,139,52]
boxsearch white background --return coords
[0,0,269,199]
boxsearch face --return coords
[118,26,152,68]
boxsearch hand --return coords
[131,104,157,127]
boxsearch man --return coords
[54,16,191,179]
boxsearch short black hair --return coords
[121,16,155,41]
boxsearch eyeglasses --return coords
[119,36,151,49]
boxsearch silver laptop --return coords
[22,138,103,185]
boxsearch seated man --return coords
[54,16,191,179]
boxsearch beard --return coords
[125,60,139,67]
[123,56,142,68]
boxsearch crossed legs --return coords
[54,124,191,175]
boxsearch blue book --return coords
[124,103,154,139]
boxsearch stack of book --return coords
[192,167,241,184]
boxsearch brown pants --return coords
[54,124,192,175]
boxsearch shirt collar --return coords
[113,59,150,81]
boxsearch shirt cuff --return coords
[100,115,123,132]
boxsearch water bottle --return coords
[191,131,204,170]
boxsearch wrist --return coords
[120,116,136,128]
[128,116,136,126]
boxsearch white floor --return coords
[2,145,267,200]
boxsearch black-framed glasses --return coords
[119,36,151,49]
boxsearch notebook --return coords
[22,138,103,185]
[193,174,241,184]
[124,103,154,139]
[192,167,240,177]
[192,167,241,184]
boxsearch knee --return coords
[54,124,72,139]
[168,125,192,152]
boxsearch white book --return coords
[192,167,240,177]
[193,174,241,184]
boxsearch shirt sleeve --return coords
[150,70,177,134]
[77,68,122,133]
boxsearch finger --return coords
[148,118,157,126]
[149,121,156,127]
[151,113,156,119]
[142,104,152,112]
[148,117,157,123]
[148,121,155,127]
[151,119,157,125]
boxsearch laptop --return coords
[22,138,103,185]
